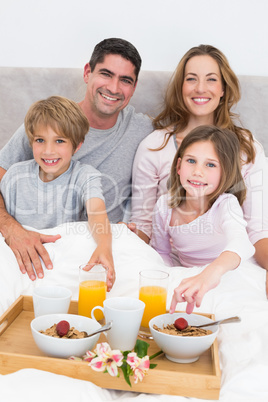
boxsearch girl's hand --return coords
[169,268,222,314]
[86,246,115,291]
[170,252,240,314]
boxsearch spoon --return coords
[195,316,241,328]
[86,321,113,337]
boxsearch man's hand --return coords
[5,226,61,280]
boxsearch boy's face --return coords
[32,125,79,182]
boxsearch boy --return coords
[0,96,114,289]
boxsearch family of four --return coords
[0,38,267,312]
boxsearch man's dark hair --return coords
[89,38,142,81]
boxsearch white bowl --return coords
[149,313,219,363]
[31,313,101,358]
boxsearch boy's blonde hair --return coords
[168,125,247,208]
[24,96,89,150]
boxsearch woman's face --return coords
[182,55,224,123]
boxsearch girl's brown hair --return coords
[168,125,247,209]
[25,96,89,150]
[153,44,255,164]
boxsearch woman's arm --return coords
[130,130,175,242]
[241,143,268,294]
[242,143,268,251]
[150,196,173,266]
[254,238,268,296]
[254,238,268,270]
[130,139,160,241]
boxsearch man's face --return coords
[84,54,137,119]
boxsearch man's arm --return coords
[0,167,61,280]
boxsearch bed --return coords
[0,221,268,402]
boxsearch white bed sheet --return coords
[0,222,268,402]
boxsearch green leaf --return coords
[149,363,157,369]
[120,362,132,387]
[134,339,150,358]
[149,350,163,360]
[123,350,130,358]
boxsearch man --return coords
[0,38,153,281]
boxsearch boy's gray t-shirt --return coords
[0,105,153,223]
[0,159,104,229]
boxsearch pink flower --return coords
[83,350,96,362]
[68,356,82,361]
[126,352,140,370]
[89,342,124,377]
[126,352,150,384]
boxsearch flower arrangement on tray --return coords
[69,339,162,386]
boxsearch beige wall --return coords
[0,0,267,76]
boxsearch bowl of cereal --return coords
[149,313,219,363]
[31,313,102,358]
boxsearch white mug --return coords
[91,297,145,351]
[33,286,72,317]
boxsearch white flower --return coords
[89,342,124,377]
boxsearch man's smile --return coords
[99,90,124,102]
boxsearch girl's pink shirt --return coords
[150,193,255,267]
[131,129,268,244]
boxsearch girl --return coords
[150,125,255,313]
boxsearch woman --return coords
[130,44,268,276]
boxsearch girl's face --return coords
[182,55,224,123]
[32,125,81,182]
[177,140,222,200]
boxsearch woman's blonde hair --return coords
[168,125,247,209]
[153,44,255,164]
[24,96,89,150]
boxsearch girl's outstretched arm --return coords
[169,250,242,314]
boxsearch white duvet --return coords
[0,222,268,402]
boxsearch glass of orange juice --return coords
[139,269,169,338]
[78,264,107,321]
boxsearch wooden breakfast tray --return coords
[0,296,221,399]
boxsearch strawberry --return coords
[174,317,188,330]
[56,320,70,337]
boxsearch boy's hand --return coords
[86,246,115,291]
